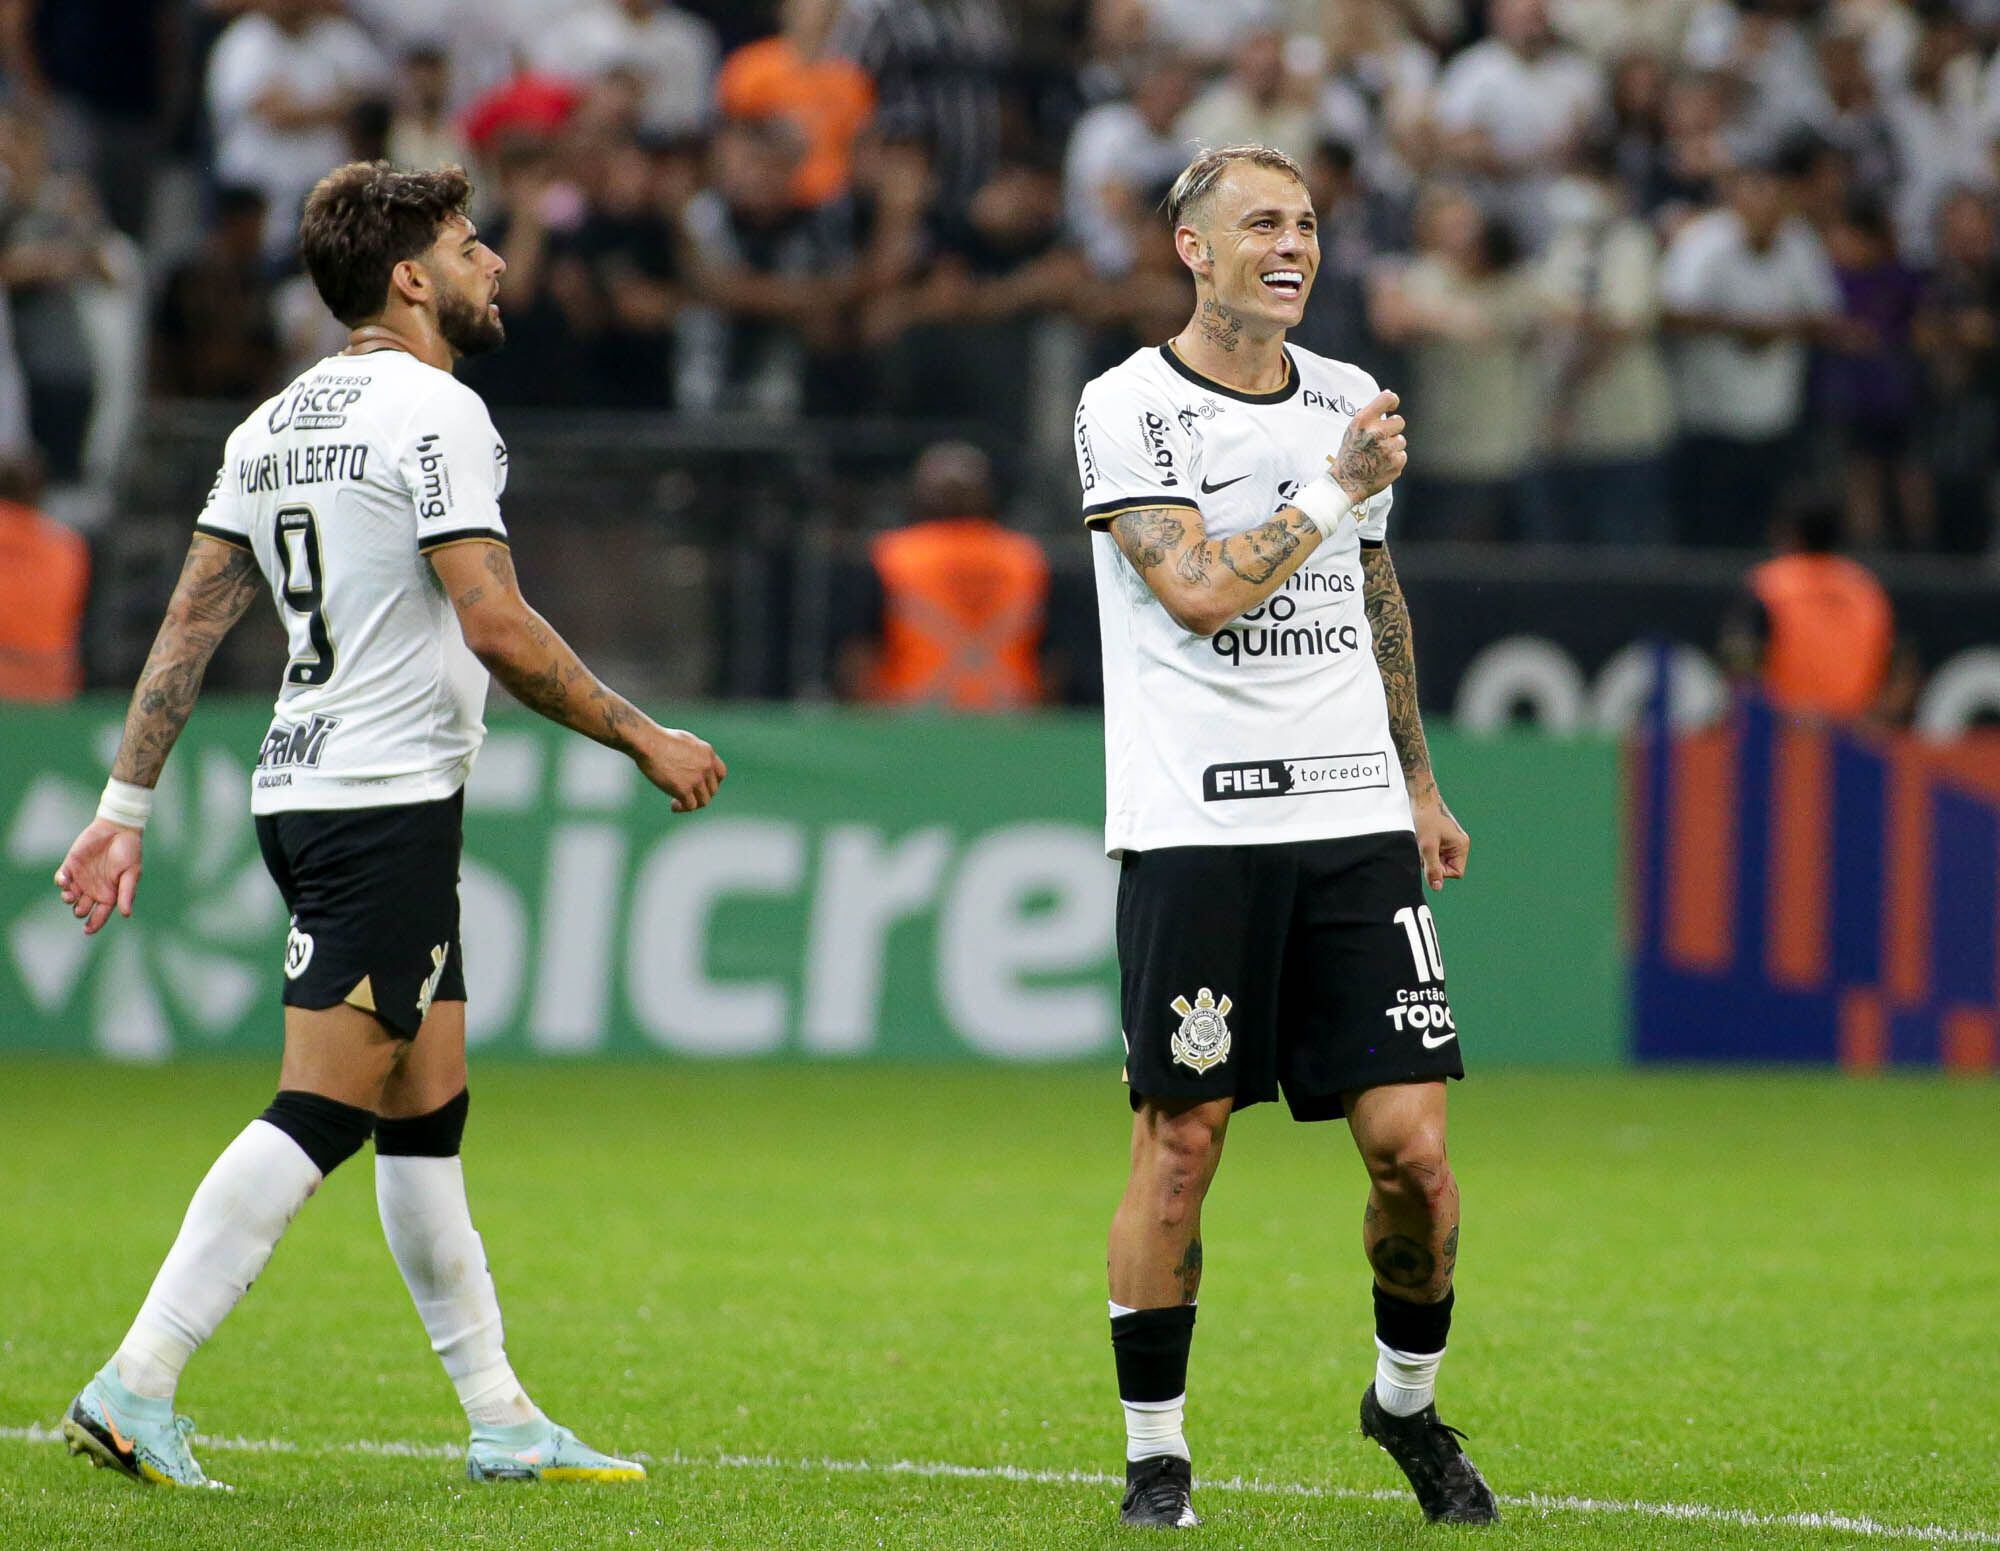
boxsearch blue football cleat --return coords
[465,1418,646,1483]
[62,1364,228,1490]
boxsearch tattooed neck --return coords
[1197,298,1245,353]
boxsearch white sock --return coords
[1110,1299,1193,1462]
[1123,1394,1190,1462]
[1373,1337,1446,1417]
[113,1119,322,1400]
[376,1154,541,1428]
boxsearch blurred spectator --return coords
[1535,145,1675,543]
[1063,49,1196,277]
[1370,189,1544,540]
[680,118,851,413]
[1656,68,1740,219]
[1289,137,1397,365]
[155,185,278,400]
[561,138,689,406]
[825,0,1010,213]
[1914,187,2000,555]
[1721,502,1901,721]
[1660,159,1839,547]
[871,152,1086,438]
[1432,0,1606,241]
[0,111,110,481]
[462,68,585,156]
[0,454,88,702]
[454,139,591,408]
[1550,0,1707,62]
[837,441,1050,710]
[342,0,520,113]
[1177,28,1318,162]
[206,0,388,264]
[1883,11,1992,265]
[1604,52,1677,214]
[1316,0,1439,202]
[716,0,876,208]
[15,0,173,241]
[1820,193,1930,550]
[1093,0,1281,70]
[847,128,940,297]
[386,43,474,176]
[1781,131,1855,241]
[1082,192,1196,364]
[1681,0,1826,159]
[1814,31,1896,199]
[530,0,718,138]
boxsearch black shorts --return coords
[254,791,468,1038]
[1116,830,1465,1121]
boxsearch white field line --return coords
[4,1423,1997,1546]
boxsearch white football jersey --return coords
[1075,342,1411,856]
[195,351,509,814]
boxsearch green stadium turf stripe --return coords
[4,1423,1996,1545]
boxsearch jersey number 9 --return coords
[276,504,336,688]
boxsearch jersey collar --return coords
[1159,341,1300,405]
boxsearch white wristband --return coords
[97,778,154,832]
[1289,476,1356,539]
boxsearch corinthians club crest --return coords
[1170,988,1233,1074]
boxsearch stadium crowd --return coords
[8,0,2000,555]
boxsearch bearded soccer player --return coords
[1073,145,1498,1529]
[51,162,725,1489]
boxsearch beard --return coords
[437,286,505,358]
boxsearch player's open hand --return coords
[1411,788,1469,892]
[634,725,727,812]
[1331,390,1408,504]
[53,819,145,935]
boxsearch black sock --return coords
[1373,1283,1453,1355]
[1112,1305,1197,1403]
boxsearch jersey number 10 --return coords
[1393,904,1446,983]
[276,504,335,688]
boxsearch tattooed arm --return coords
[53,535,264,932]
[113,536,264,786]
[1107,389,1409,636]
[1108,502,1322,636]
[428,540,726,812]
[1360,543,1468,889]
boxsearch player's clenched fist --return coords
[633,724,727,811]
[1331,390,1408,503]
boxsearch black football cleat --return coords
[1360,1385,1500,1525]
[1120,1454,1199,1528]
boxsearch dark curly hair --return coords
[298,161,474,327]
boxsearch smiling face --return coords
[418,212,507,357]
[1176,160,1320,332]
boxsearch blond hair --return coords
[1165,144,1308,230]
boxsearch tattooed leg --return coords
[1345,1082,1457,1304]
[1109,1097,1230,1309]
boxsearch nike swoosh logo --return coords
[1422,1029,1458,1049]
[102,1407,136,1458]
[1199,473,1250,494]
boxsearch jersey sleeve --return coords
[1355,487,1394,547]
[401,381,510,553]
[193,425,253,551]
[1074,375,1200,530]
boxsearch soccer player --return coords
[51,162,726,1490]
[1072,145,1498,1528]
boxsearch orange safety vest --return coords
[716,39,876,208]
[868,518,1048,710]
[0,499,89,702]
[1749,552,1893,718]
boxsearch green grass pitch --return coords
[1,1060,1995,1550]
